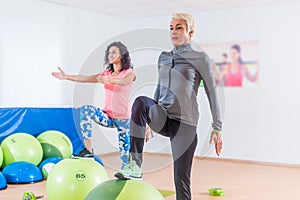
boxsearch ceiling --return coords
[42,0,298,19]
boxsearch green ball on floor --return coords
[46,158,109,200]
[0,147,3,168]
[1,133,43,167]
[85,179,164,200]
[37,130,73,159]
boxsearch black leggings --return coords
[130,96,198,200]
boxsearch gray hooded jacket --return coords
[154,43,222,131]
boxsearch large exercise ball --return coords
[37,130,73,159]
[85,179,164,200]
[0,147,3,168]
[2,161,43,184]
[47,158,109,200]
[1,133,43,167]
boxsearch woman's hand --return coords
[96,75,110,84]
[51,67,67,80]
[209,131,222,156]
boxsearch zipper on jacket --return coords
[168,54,174,89]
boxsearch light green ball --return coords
[1,133,43,167]
[0,147,3,167]
[47,158,109,200]
[37,130,73,159]
[85,179,164,200]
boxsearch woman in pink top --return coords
[223,44,259,87]
[52,41,136,169]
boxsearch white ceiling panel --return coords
[41,0,299,18]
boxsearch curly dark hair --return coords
[104,41,133,72]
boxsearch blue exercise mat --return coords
[0,107,84,154]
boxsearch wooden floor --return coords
[1,153,299,200]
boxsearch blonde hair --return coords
[172,13,196,37]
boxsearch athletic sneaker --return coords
[72,148,94,159]
[115,157,142,180]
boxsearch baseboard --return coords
[98,152,300,168]
[196,156,300,168]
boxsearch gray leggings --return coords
[130,96,198,200]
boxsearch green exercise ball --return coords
[37,130,73,159]
[1,133,43,167]
[85,179,164,200]
[47,158,109,200]
[0,147,3,167]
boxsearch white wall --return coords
[0,0,132,155]
[126,3,300,164]
[194,3,300,164]
[1,0,300,164]
[0,0,65,106]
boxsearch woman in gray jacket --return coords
[116,13,223,200]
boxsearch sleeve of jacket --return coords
[197,53,223,131]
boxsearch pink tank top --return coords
[225,64,243,87]
[100,68,136,119]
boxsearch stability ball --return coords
[0,147,3,168]
[85,179,164,200]
[2,161,43,184]
[1,133,43,167]
[37,130,73,159]
[47,158,109,200]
